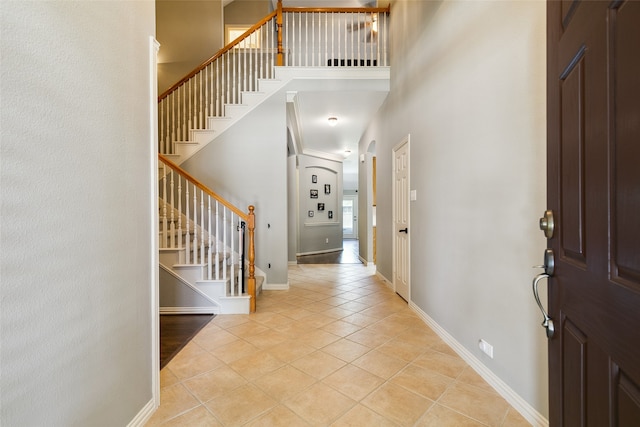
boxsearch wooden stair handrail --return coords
[159,10,278,101]
[158,154,249,221]
[158,2,390,101]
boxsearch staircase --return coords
[157,2,391,314]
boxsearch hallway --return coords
[147,264,530,426]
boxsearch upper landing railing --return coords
[158,1,390,154]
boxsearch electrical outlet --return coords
[479,339,494,359]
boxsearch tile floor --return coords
[147,264,532,426]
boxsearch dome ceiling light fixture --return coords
[328,116,338,127]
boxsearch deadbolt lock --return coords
[539,210,555,239]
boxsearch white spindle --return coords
[192,183,198,265]
[200,190,205,267]
[215,201,220,280]
[177,176,182,249]
[185,182,190,264]
[161,163,167,248]
[171,93,176,152]
[223,208,228,284]
[169,170,176,248]
[230,215,236,295]
[207,197,212,280]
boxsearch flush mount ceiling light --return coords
[328,117,338,127]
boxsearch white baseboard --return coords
[160,306,219,314]
[409,301,549,427]
[263,282,289,291]
[375,271,393,290]
[126,398,156,427]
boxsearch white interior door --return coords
[342,195,358,239]
[393,136,410,301]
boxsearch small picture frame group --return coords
[328,210,333,219]
[311,174,317,183]
[324,184,331,194]
[308,210,314,217]
[310,189,318,198]
[317,203,325,211]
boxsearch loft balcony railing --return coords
[158,0,390,154]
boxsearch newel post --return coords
[247,205,256,313]
[276,0,283,66]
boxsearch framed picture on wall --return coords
[311,175,317,183]
[324,184,331,194]
[317,203,325,211]
[310,189,318,198]
[308,210,314,217]
[328,210,333,219]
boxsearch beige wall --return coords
[1,1,156,424]
[359,0,549,421]
[157,0,224,92]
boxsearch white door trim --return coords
[392,135,410,301]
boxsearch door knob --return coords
[539,210,554,239]
[399,228,408,233]
[533,249,555,276]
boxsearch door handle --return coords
[399,228,408,233]
[532,273,554,339]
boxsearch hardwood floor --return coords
[296,239,361,264]
[160,314,214,369]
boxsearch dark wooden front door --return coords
[547,1,640,425]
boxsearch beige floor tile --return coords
[438,382,510,426]
[341,313,381,328]
[298,313,337,329]
[291,350,347,379]
[210,314,251,329]
[243,329,290,349]
[430,340,460,357]
[183,365,247,403]
[415,403,486,427]
[228,351,285,381]
[204,383,277,426]
[158,405,222,426]
[284,382,357,426]
[160,367,180,388]
[352,349,408,379]
[295,328,341,348]
[266,340,316,363]
[376,337,428,362]
[321,306,358,320]
[330,404,399,427]
[390,364,453,400]
[192,328,239,352]
[501,407,532,426]
[322,338,371,362]
[362,382,433,425]
[225,321,270,339]
[209,339,259,364]
[322,320,363,337]
[253,365,316,402]
[166,345,223,381]
[412,350,468,379]
[244,405,311,427]
[278,307,315,320]
[145,383,200,426]
[322,364,385,401]
[346,328,394,348]
[457,366,496,394]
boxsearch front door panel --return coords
[547,1,640,425]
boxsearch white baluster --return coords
[223,207,227,286]
[207,196,212,280]
[215,201,220,280]
[169,170,175,248]
[185,182,190,264]
[238,218,243,294]
[161,163,167,248]
[200,190,205,268]
[177,176,182,249]
[230,215,236,296]
[171,93,176,153]
[325,12,328,66]
[192,183,198,266]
